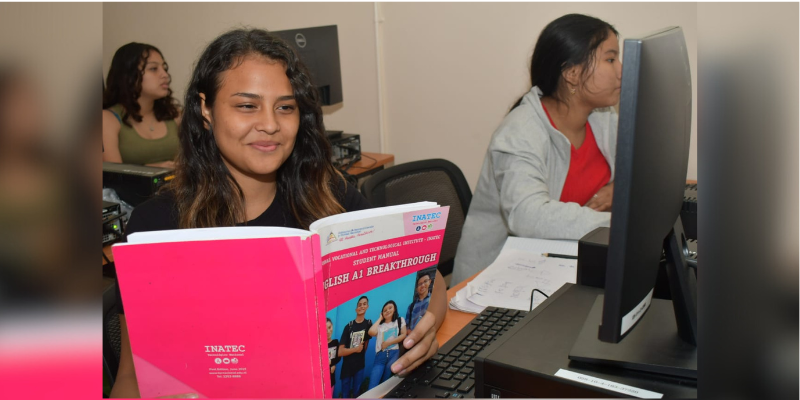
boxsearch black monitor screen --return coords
[600,27,693,343]
[272,25,343,106]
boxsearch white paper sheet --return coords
[449,237,579,313]
[465,249,577,311]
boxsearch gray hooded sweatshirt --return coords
[452,86,617,285]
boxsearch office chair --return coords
[103,282,122,388]
[360,159,472,281]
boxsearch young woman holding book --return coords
[110,28,447,398]
[453,14,622,285]
[367,300,407,390]
[103,43,182,168]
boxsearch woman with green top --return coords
[103,43,181,168]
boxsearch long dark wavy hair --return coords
[166,28,345,229]
[103,42,180,125]
[511,14,618,111]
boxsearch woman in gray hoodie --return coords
[453,14,622,285]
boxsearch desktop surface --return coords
[474,283,697,398]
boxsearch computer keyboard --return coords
[385,307,526,398]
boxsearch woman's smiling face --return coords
[382,303,395,321]
[201,55,300,181]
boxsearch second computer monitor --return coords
[272,25,343,106]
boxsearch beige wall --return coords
[103,2,382,152]
[103,2,698,189]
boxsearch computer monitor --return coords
[271,25,343,106]
[568,27,697,379]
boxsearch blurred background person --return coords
[0,65,76,301]
[102,43,181,168]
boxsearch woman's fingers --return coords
[391,312,438,375]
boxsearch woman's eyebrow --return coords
[231,93,295,102]
[605,49,619,55]
[231,92,262,99]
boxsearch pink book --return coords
[113,203,449,398]
[114,228,329,399]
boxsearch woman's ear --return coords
[199,93,213,129]
[561,65,582,92]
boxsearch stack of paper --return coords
[449,237,579,313]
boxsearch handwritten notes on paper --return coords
[465,249,577,311]
[449,238,579,313]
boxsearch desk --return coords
[436,274,478,346]
[103,245,114,267]
[345,152,394,179]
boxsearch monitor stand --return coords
[568,295,697,380]
[569,220,698,381]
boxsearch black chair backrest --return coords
[103,281,122,385]
[360,159,472,279]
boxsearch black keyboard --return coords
[385,307,526,398]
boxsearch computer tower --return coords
[330,133,361,168]
[576,227,696,300]
[102,201,124,245]
[102,162,173,207]
[474,284,697,398]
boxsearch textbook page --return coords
[123,226,311,244]
[313,204,449,397]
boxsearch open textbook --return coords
[112,202,449,398]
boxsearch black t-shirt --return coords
[116,179,371,314]
[124,179,370,235]
[328,338,341,384]
[339,318,373,378]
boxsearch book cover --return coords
[113,204,449,398]
[313,205,449,397]
[113,232,329,398]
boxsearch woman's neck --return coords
[225,164,279,222]
[540,95,592,133]
[540,95,593,148]
[137,97,155,118]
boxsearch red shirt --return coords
[542,104,611,206]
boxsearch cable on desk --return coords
[529,288,549,311]
[103,251,112,265]
[358,153,378,169]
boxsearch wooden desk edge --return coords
[436,274,478,346]
[346,152,394,173]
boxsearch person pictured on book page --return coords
[327,318,342,394]
[406,273,433,332]
[338,296,372,398]
[367,300,407,390]
[108,28,374,399]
